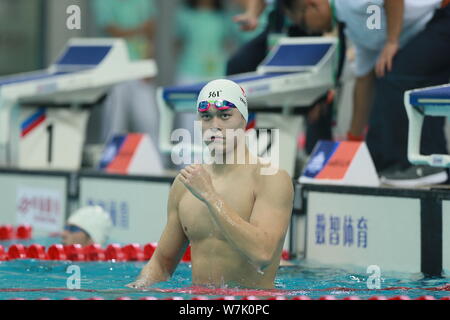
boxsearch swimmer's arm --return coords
[203,171,294,269]
[127,178,188,288]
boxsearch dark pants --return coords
[226,28,332,155]
[367,6,450,172]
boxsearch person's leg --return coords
[288,24,332,154]
[129,79,160,144]
[101,82,132,143]
[368,7,450,171]
[226,29,269,76]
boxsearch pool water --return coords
[1,258,449,300]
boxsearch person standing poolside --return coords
[289,0,450,187]
[227,0,342,156]
[127,79,294,289]
[92,0,160,149]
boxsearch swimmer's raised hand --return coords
[179,165,215,202]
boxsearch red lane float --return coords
[2,242,175,262]
[83,244,106,261]
[368,296,387,300]
[7,244,27,259]
[0,224,32,240]
[64,244,85,261]
[268,296,287,300]
[143,243,157,260]
[26,244,47,260]
[0,225,14,240]
[105,244,127,261]
[0,245,7,261]
[16,225,32,239]
[343,296,361,300]
[47,244,67,260]
[122,244,145,261]
[389,295,411,300]
[416,295,436,300]
[291,296,312,300]
[319,295,337,300]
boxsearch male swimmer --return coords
[127,79,294,289]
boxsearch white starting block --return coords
[405,83,450,167]
[0,38,157,170]
[157,37,338,175]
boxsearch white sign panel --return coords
[17,107,88,170]
[16,186,64,233]
[442,200,450,275]
[306,192,421,273]
[0,172,67,235]
[79,177,171,244]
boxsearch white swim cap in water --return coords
[67,206,112,245]
[197,79,248,122]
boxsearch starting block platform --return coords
[157,37,338,175]
[405,83,450,167]
[0,38,157,170]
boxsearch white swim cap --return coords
[67,206,113,245]
[197,79,248,122]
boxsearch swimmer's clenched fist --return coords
[179,164,215,202]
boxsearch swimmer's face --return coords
[199,107,246,155]
[62,225,92,246]
[286,0,332,33]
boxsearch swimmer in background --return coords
[127,79,294,289]
[62,206,112,247]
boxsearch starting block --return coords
[405,83,450,167]
[0,38,157,170]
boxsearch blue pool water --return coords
[1,258,449,300]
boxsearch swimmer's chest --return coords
[178,177,256,241]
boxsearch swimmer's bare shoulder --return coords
[126,175,189,289]
[253,160,293,193]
